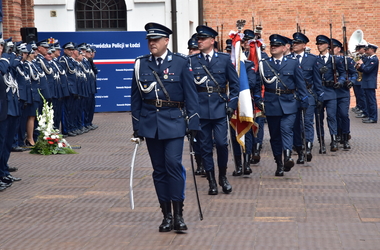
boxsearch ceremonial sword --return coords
[129,137,141,209]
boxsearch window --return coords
[76,0,127,31]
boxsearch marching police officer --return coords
[255,34,308,176]
[291,32,324,163]
[190,25,239,195]
[131,22,200,232]
[332,38,357,149]
[314,35,346,153]
[356,43,379,123]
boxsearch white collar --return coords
[155,50,168,62]
[202,50,214,59]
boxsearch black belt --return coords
[322,81,335,87]
[144,99,184,108]
[265,88,295,95]
[197,86,226,93]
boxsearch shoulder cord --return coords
[134,58,156,95]
[16,65,30,81]
[37,58,53,75]
[263,60,289,89]
[4,72,19,97]
[60,56,76,74]
[52,60,66,75]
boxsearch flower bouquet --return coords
[30,92,77,155]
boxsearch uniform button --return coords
[208,95,211,97]
[157,89,160,91]
[157,109,159,112]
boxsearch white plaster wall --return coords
[33,0,198,52]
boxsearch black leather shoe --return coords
[11,146,26,152]
[159,201,173,232]
[330,135,338,152]
[274,155,284,176]
[283,149,294,172]
[306,142,313,162]
[68,131,77,136]
[25,139,35,146]
[243,154,252,175]
[363,119,377,123]
[0,185,6,191]
[89,124,98,130]
[206,171,218,195]
[318,136,326,154]
[7,175,21,181]
[356,113,368,118]
[0,176,13,186]
[8,166,18,172]
[219,175,232,194]
[232,155,243,176]
[295,146,305,164]
[194,154,203,175]
[251,143,261,164]
[172,201,187,231]
[74,129,83,135]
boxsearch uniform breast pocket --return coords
[164,75,180,83]
[282,70,294,76]
[139,74,156,89]
[264,69,275,79]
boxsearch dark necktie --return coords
[206,55,210,64]
[275,59,281,69]
[156,57,162,70]
[296,54,301,64]
[321,55,326,63]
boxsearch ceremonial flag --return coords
[229,31,254,152]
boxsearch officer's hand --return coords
[255,100,265,112]
[300,99,309,109]
[226,107,235,120]
[132,130,144,141]
[346,80,354,89]
[22,101,28,109]
[333,82,341,89]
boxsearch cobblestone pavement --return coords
[1,110,380,250]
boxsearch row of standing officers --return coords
[0,38,99,191]
[131,22,379,233]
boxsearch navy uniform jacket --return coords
[358,55,379,89]
[36,55,57,99]
[131,50,200,140]
[336,56,358,98]
[32,59,51,100]
[15,61,29,102]
[0,58,10,121]
[52,58,70,98]
[189,52,239,119]
[88,58,98,94]
[291,53,324,105]
[256,56,308,116]
[315,54,346,101]
[59,55,78,95]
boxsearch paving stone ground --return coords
[1,109,380,250]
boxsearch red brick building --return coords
[2,0,34,40]
[203,1,380,55]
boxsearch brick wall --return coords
[203,0,380,107]
[2,0,35,41]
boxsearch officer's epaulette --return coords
[217,52,230,57]
[189,53,200,58]
[135,54,150,60]
[307,53,318,58]
[173,52,188,59]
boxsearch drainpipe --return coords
[198,0,203,25]
[171,0,178,53]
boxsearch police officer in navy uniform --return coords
[131,23,200,232]
[331,38,357,149]
[291,32,324,163]
[59,42,78,136]
[255,34,308,176]
[187,35,204,176]
[190,25,239,195]
[314,35,346,153]
[356,43,379,123]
